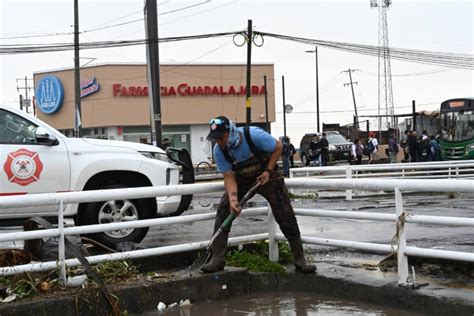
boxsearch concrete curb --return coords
[0,264,472,315]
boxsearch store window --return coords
[122,125,191,152]
[80,127,107,139]
[58,129,74,137]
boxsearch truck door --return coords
[0,109,70,218]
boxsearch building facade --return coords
[33,63,276,164]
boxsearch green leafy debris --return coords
[447,192,457,199]
[288,192,318,200]
[0,273,39,299]
[93,261,140,283]
[225,241,295,274]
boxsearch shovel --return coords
[190,181,262,270]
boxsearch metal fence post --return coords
[395,187,409,286]
[267,203,279,262]
[346,167,352,200]
[58,199,67,285]
[456,166,459,179]
[306,170,310,195]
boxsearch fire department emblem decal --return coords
[3,149,43,186]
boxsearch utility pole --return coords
[305,47,320,132]
[16,76,33,113]
[263,75,270,133]
[74,0,81,137]
[342,68,360,129]
[145,0,162,147]
[412,100,417,132]
[233,19,263,125]
[245,19,253,126]
[282,75,287,139]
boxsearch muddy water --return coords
[138,291,421,315]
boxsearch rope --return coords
[390,211,408,253]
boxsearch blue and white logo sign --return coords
[35,76,64,114]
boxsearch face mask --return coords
[226,120,240,149]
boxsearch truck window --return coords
[0,109,38,144]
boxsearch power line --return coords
[108,1,239,41]
[2,28,473,72]
[0,31,237,54]
[276,102,441,114]
[158,1,211,16]
[0,1,212,40]
[255,31,474,70]
[359,67,454,77]
[158,0,238,27]
[85,9,143,30]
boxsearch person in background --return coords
[407,130,418,162]
[281,136,291,177]
[388,133,399,163]
[161,137,171,151]
[288,139,297,168]
[428,135,441,161]
[367,132,379,164]
[309,135,320,166]
[421,130,429,141]
[319,133,329,166]
[351,139,363,165]
[400,130,409,163]
[419,131,431,162]
[201,116,316,274]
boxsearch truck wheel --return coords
[81,184,153,248]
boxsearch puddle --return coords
[137,291,422,315]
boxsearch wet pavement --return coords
[139,189,474,308]
[143,191,474,256]
[138,291,422,315]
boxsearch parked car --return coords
[299,131,352,165]
[0,105,194,248]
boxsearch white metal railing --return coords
[1,179,473,287]
[290,160,474,200]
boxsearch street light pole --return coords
[305,47,319,133]
[282,75,287,139]
[74,0,81,137]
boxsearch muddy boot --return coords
[289,239,317,273]
[199,232,228,273]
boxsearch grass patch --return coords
[0,261,140,300]
[288,192,318,200]
[447,192,457,199]
[226,241,294,274]
[0,273,40,299]
[93,261,140,283]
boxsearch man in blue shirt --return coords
[200,116,316,274]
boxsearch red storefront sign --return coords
[112,83,265,97]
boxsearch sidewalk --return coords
[0,251,472,315]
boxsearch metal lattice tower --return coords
[371,0,395,131]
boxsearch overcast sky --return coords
[1,0,473,143]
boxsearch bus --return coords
[439,98,474,160]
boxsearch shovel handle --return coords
[220,213,236,230]
[218,181,262,230]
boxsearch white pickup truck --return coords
[0,105,194,247]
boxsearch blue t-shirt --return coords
[213,126,277,173]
